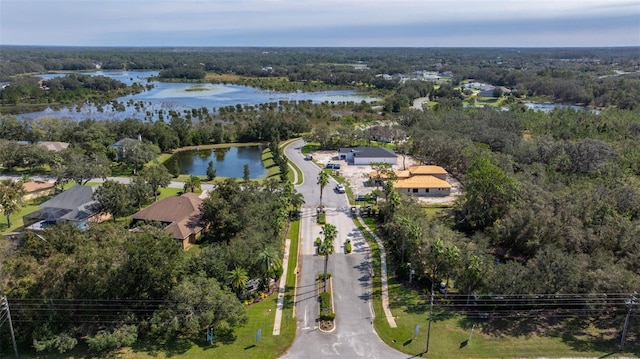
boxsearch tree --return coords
[290,190,305,213]
[183,175,201,193]
[54,148,111,185]
[456,155,520,230]
[257,247,282,290]
[206,160,217,181]
[115,139,159,174]
[226,267,249,299]
[0,179,25,227]
[317,170,329,208]
[442,245,460,288]
[243,163,250,182]
[128,176,152,210]
[319,223,337,292]
[95,180,131,222]
[370,162,393,190]
[140,163,172,201]
[150,274,247,340]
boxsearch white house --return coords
[338,147,397,165]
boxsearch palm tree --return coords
[319,224,337,292]
[183,175,202,193]
[317,170,329,208]
[0,179,25,227]
[226,267,249,299]
[257,247,282,290]
[291,190,305,216]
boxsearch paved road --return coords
[281,140,407,359]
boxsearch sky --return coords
[1,0,639,47]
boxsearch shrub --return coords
[317,212,326,224]
[320,312,336,321]
[317,273,332,280]
[86,325,138,352]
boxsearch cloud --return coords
[1,0,638,46]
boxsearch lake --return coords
[164,145,266,179]
[20,71,379,121]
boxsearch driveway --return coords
[282,139,407,359]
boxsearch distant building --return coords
[22,180,55,201]
[338,147,397,165]
[14,141,70,152]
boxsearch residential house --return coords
[131,193,205,249]
[23,185,107,231]
[14,141,70,152]
[109,136,142,161]
[338,146,397,165]
[22,180,55,201]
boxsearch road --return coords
[281,139,407,359]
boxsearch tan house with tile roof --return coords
[393,175,451,197]
[131,193,205,249]
[22,181,55,201]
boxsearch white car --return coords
[335,184,346,193]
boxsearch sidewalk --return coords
[353,214,397,328]
[272,236,292,335]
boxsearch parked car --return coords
[305,154,313,160]
[335,184,346,193]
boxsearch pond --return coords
[163,145,266,179]
[19,71,380,121]
[523,101,600,114]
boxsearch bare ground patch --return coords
[310,150,462,205]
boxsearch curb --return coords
[318,277,337,333]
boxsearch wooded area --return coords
[0,46,638,355]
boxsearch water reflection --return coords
[164,145,266,179]
[20,71,379,121]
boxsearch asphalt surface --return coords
[281,139,408,359]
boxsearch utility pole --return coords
[1,296,19,359]
[425,279,435,355]
[620,291,637,352]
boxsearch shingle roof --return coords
[393,175,451,189]
[132,193,204,240]
[38,185,98,221]
[338,146,397,158]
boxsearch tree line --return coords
[0,178,295,354]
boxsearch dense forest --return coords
[1,46,639,109]
[0,179,294,353]
[0,46,639,355]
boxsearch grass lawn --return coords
[374,279,635,358]
[358,218,638,358]
[261,147,281,179]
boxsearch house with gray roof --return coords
[23,185,107,231]
[338,146,398,165]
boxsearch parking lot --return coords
[309,150,462,205]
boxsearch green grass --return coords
[357,218,638,358]
[261,148,280,179]
[373,280,635,358]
